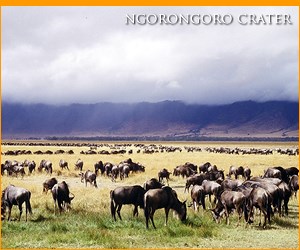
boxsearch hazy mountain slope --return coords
[2,100,298,138]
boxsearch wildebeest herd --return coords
[1,147,298,231]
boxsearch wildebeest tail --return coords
[110,190,116,220]
[26,191,32,214]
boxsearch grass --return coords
[1,141,299,248]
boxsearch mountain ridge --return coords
[2,100,298,139]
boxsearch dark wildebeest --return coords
[94,161,104,176]
[38,160,53,174]
[278,181,292,216]
[243,180,282,216]
[144,186,187,229]
[119,163,130,180]
[158,168,171,184]
[2,185,32,221]
[43,177,58,193]
[198,162,211,173]
[243,167,252,180]
[23,159,36,174]
[80,170,97,188]
[263,167,282,179]
[228,166,244,179]
[104,162,113,177]
[185,174,203,193]
[289,175,299,198]
[285,167,299,177]
[143,178,164,191]
[74,159,84,171]
[110,185,145,221]
[211,190,246,226]
[28,160,36,174]
[190,185,206,211]
[246,186,271,228]
[51,181,75,214]
[59,159,69,170]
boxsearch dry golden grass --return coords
[1,141,299,248]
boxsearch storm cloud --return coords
[2,6,298,105]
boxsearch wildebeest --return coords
[243,167,252,180]
[199,162,211,173]
[289,175,299,198]
[2,185,32,221]
[119,163,130,180]
[144,186,187,229]
[143,178,164,191]
[80,170,97,187]
[201,179,221,204]
[110,185,145,221]
[263,167,282,179]
[158,168,171,184]
[211,190,246,225]
[190,185,206,211]
[28,160,36,174]
[246,186,271,228]
[59,159,69,170]
[51,181,75,214]
[43,177,58,193]
[285,167,299,177]
[111,165,119,182]
[74,159,84,171]
[38,160,53,174]
[94,160,104,176]
[228,166,244,179]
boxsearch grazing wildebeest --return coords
[2,185,32,221]
[80,170,97,187]
[246,186,271,228]
[190,185,206,211]
[59,159,69,170]
[74,159,83,171]
[289,175,299,198]
[143,178,164,191]
[94,161,104,176]
[211,190,246,225]
[158,168,171,184]
[38,160,53,174]
[51,181,75,214]
[144,186,187,229]
[110,185,145,221]
[43,177,58,193]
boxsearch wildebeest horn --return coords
[69,192,75,199]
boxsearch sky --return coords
[2,6,298,105]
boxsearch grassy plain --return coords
[1,141,299,249]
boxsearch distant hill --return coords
[2,100,298,139]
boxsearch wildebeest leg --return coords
[193,201,198,212]
[117,204,122,220]
[18,203,23,221]
[149,209,156,229]
[164,208,170,226]
[7,205,12,221]
[111,201,116,221]
[133,205,138,217]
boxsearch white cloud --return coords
[2,6,298,104]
